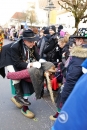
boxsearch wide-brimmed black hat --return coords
[22,29,37,42]
[70,28,87,39]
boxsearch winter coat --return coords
[43,33,62,63]
[39,34,51,59]
[61,44,87,104]
[37,37,43,49]
[0,39,39,77]
[59,39,75,78]
[62,37,75,60]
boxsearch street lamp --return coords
[44,0,56,26]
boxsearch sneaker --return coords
[21,108,35,118]
[11,97,23,108]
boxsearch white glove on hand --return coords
[27,63,31,68]
[82,67,87,74]
[32,61,41,69]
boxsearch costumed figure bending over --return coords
[0,29,56,118]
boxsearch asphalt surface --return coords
[0,39,56,130]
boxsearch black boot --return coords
[14,83,30,106]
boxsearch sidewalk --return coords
[0,39,57,130]
[0,75,56,130]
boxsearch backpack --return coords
[44,41,49,51]
[43,41,49,59]
[46,44,58,62]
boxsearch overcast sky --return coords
[0,0,36,25]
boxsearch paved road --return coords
[0,39,56,130]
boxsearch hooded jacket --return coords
[61,44,87,104]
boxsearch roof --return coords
[11,12,26,20]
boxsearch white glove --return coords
[39,59,47,63]
[27,63,31,68]
[82,67,87,74]
[32,61,41,69]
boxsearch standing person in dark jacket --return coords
[43,25,62,65]
[39,27,51,59]
[50,28,87,121]
[37,27,46,52]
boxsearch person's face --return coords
[75,38,84,46]
[39,31,43,37]
[58,41,66,48]
[49,29,55,35]
[24,40,35,48]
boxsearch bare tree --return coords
[57,0,87,29]
[26,9,38,26]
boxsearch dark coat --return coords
[62,37,75,60]
[0,39,39,77]
[61,44,87,104]
[0,43,13,77]
[0,43,12,68]
[39,34,51,59]
[43,33,62,63]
